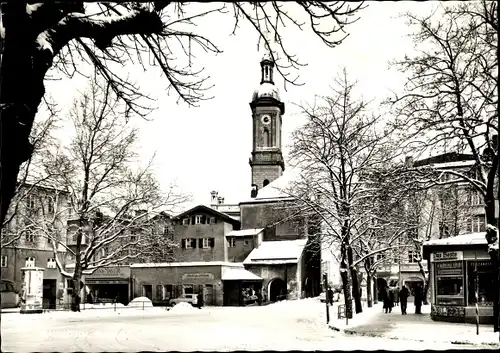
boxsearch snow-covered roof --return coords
[221,267,262,281]
[426,160,476,169]
[226,228,264,237]
[131,261,244,268]
[240,168,302,205]
[423,232,487,247]
[243,239,307,265]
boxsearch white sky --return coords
[41,1,449,210]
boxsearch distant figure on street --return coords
[327,287,334,306]
[333,290,341,303]
[256,289,262,306]
[197,291,204,309]
[383,285,393,313]
[393,287,400,306]
[399,285,409,315]
[414,284,423,314]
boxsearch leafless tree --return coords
[36,75,189,311]
[285,69,399,317]
[387,0,498,329]
[0,1,367,226]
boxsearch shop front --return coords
[84,266,131,305]
[221,267,263,306]
[423,233,495,324]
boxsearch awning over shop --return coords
[222,268,262,281]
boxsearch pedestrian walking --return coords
[256,289,262,306]
[393,287,400,306]
[414,284,423,314]
[383,285,393,313]
[197,291,204,309]
[399,285,409,315]
[327,287,334,306]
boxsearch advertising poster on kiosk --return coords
[20,267,44,314]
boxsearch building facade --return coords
[1,183,70,309]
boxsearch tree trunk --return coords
[0,3,47,224]
[417,260,430,305]
[366,272,373,308]
[347,246,362,314]
[71,268,83,312]
[340,266,353,319]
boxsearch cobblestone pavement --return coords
[1,302,497,352]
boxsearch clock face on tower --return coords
[261,114,271,125]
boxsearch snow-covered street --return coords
[1,299,497,352]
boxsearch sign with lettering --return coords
[87,266,130,279]
[85,279,129,285]
[436,261,463,276]
[431,251,463,262]
[182,273,214,280]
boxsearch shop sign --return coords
[87,266,130,279]
[85,279,129,285]
[436,261,463,276]
[431,251,463,262]
[182,273,214,280]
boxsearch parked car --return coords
[169,294,198,307]
[1,280,20,309]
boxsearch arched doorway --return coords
[268,278,286,302]
[376,278,387,302]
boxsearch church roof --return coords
[240,168,301,205]
[243,238,307,265]
[252,82,280,102]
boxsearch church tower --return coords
[249,53,285,197]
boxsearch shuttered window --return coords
[209,238,215,248]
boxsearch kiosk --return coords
[20,267,44,314]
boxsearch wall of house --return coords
[0,247,64,290]
[240,202,301,241]
[227,236,257,262]
[131,265,224,306]
[173,220,233,262]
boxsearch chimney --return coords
[210,191,218,206]
[250,184,258,198]
[217,196,224,205]
[405,156,414,168]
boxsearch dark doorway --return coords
[269,278,286,302]
[142,284,152,301]
[204,284,214,306]
[43,279,57,309]
[376,278,387,302]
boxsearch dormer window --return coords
[195,215,203,224]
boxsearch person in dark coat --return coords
[383,285,393,313]
[414,283,423,314]
[399,285,409,315]
[327,287,334,306]
[197,291,204,309]
[256,289,262,306]
[393,287,400,306]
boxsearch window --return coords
[407,251,419,263]
[434,261,464,306]
[263,128,270,147]
[195,215,202,224]
[376,254,384,261]
[183,284,194,295]
[25,257,36,267]
[209,217,216,225]
[202,238,210,249]
[182,238,196,249]
[130,235,137,242]
[182,218,190,225]
[1,256,7,267]
[164,284,173,300]
[25,230,35,243]
[27,195,36,211]
[163,226,170,234]
[47,258,56,269]
[156,285,163,300]
[47,197,54,213]
[467,261,495,307]
[228,237,236,248]
[470,191,482,206]
[471,215,486,233]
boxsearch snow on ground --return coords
[128,296,154,308]
[170,302,197,313]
